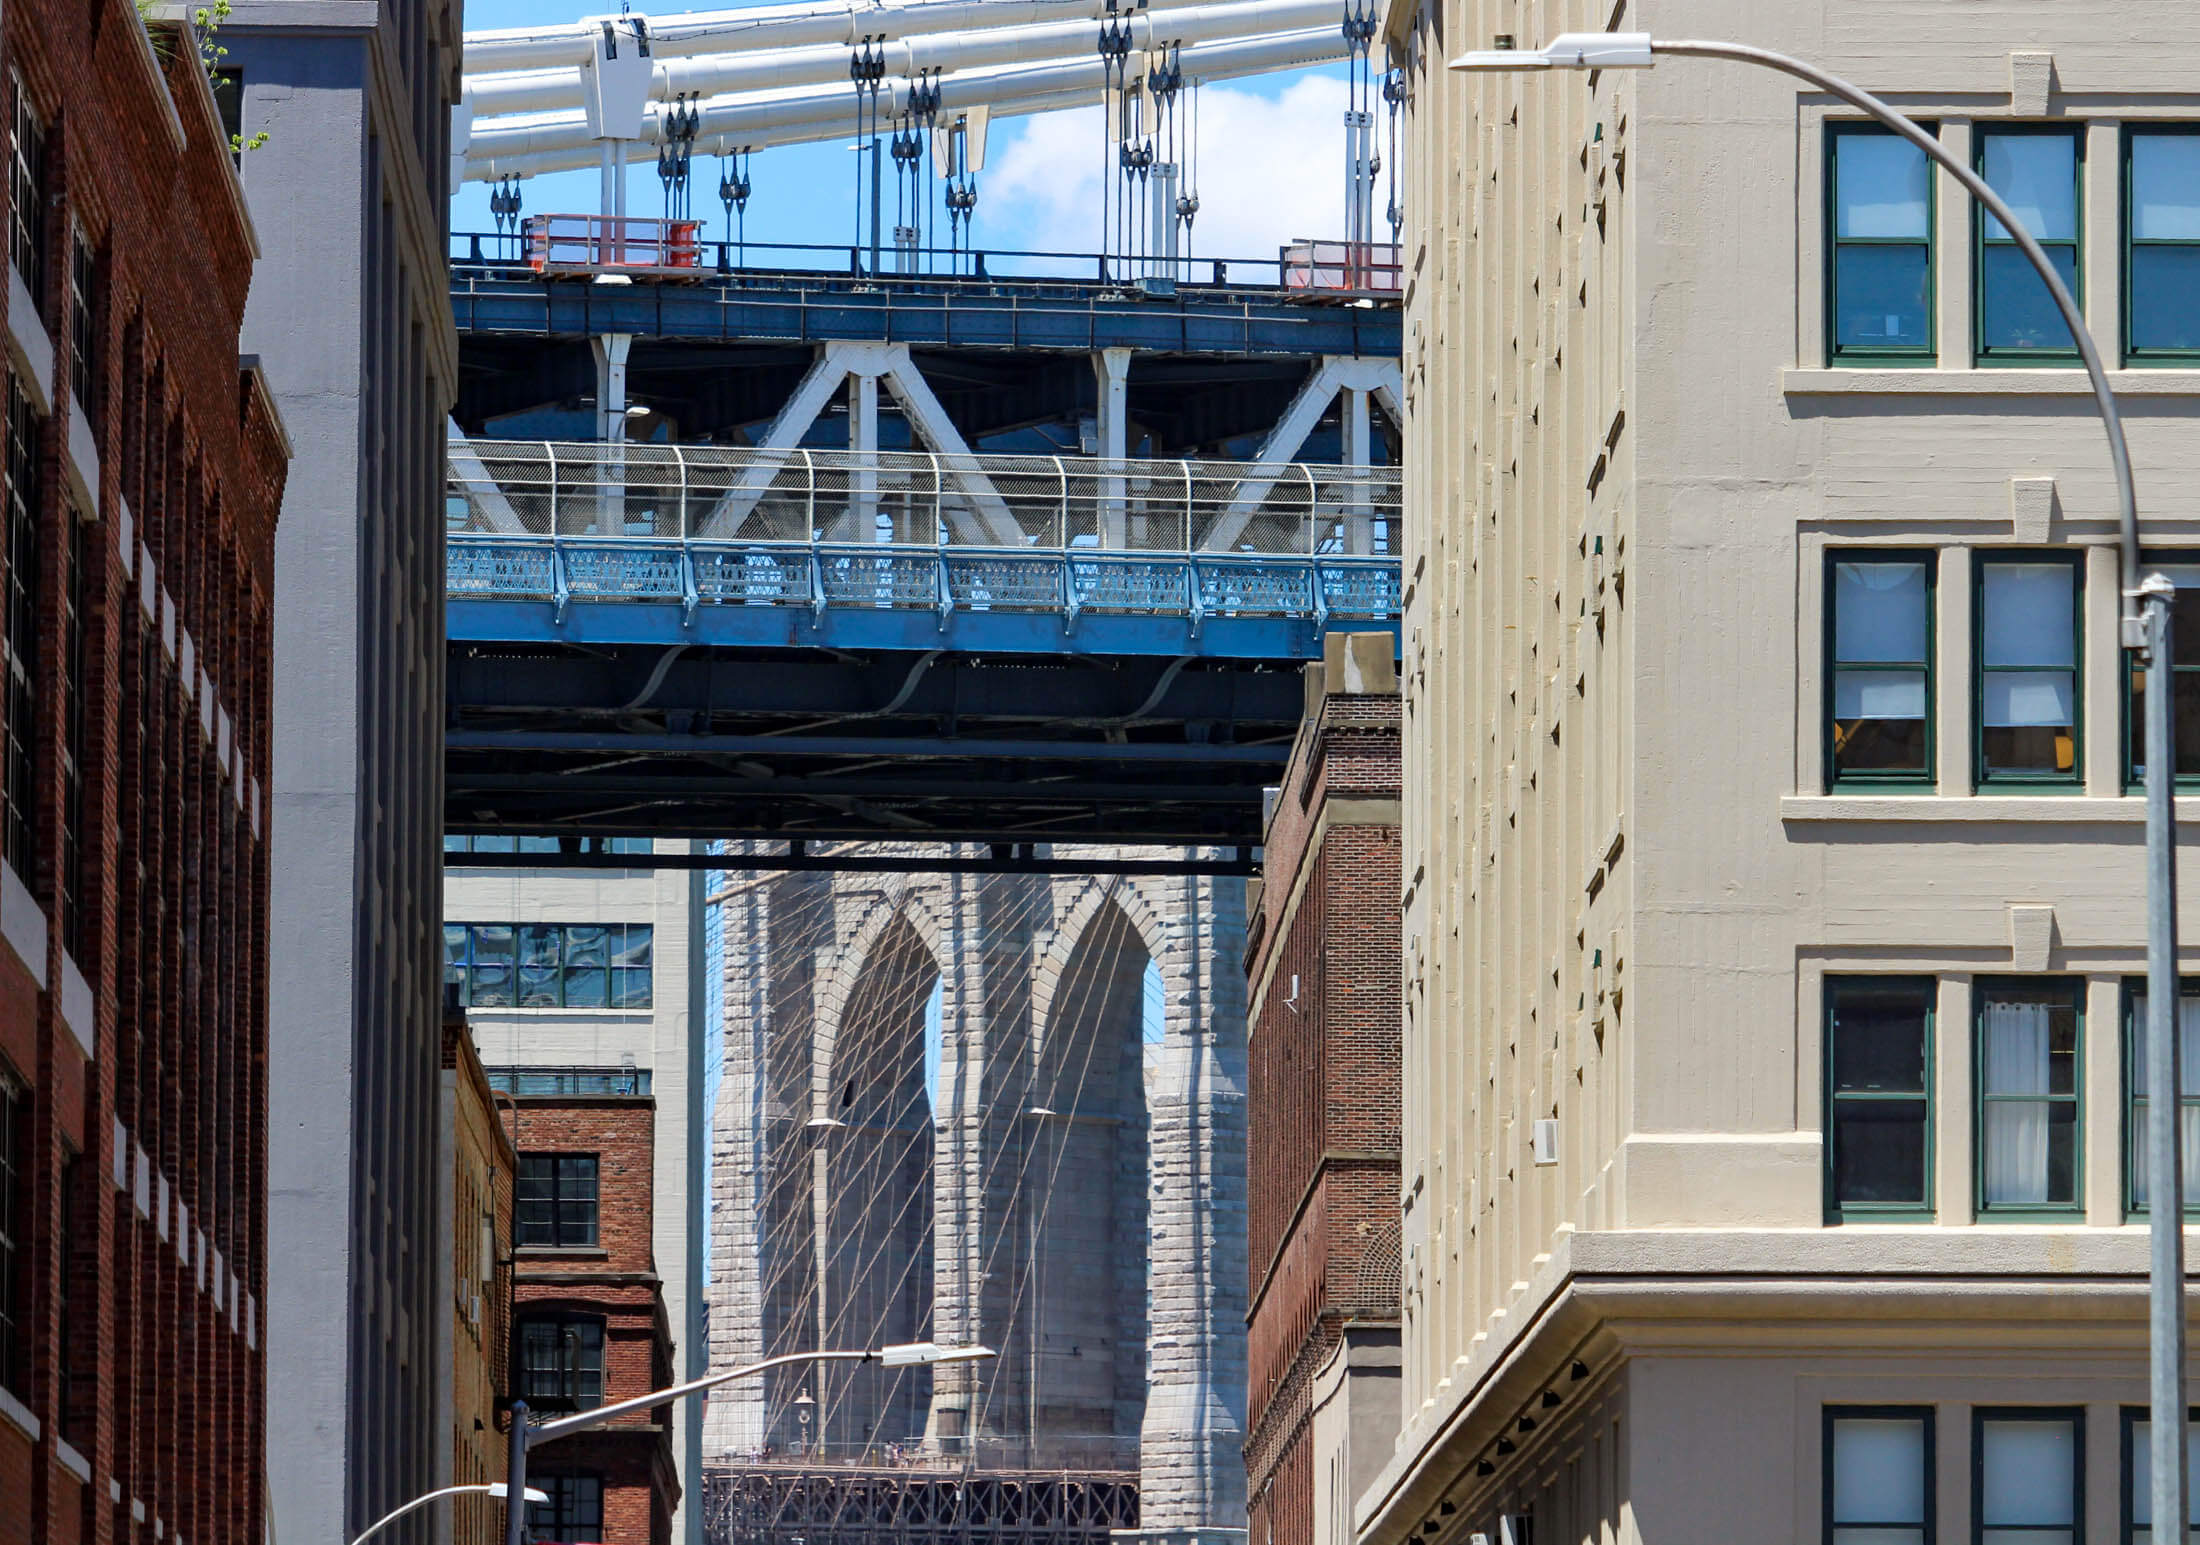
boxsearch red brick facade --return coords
[1243,650,1402,1545]
[0,7,285,1545]
[511,1095,680,1545]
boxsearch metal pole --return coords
[2148,576,2188,1542]
[504,1400,530,1545]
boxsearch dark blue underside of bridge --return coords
[452,268,1403,357]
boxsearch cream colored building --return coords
[444,840,704,1545]
[1363,1,2200,1541]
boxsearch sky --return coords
[452,0,1373,263]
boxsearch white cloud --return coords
[982,73,1356,265]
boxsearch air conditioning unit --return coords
[1530,1119,1559,1166]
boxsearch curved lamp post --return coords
[1449,30,2180,1536]
[503,1341,995,1545]
[350,1483,551,1545]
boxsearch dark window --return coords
[68,225,95,415]
[1826,1407,1933,1544]
[2125,128,2200,362]
[1976,556,2080,788]
[0,1069,24,1393]
[58,513,85,956]
[1826,977,1934,1218]
[517,1315,605,1412]
[1975,1410,2080,1544]
[2121,1405,2200,1542]
[488,1067,652,1097]
[212,69,243,161]
[1828,124,1935,363]
[1828,554,1934,787]
[1975,127,2082,360]
[8,75,44,307]
[2124,979,2200,1216]
[1976,982,2081,1215]
[2,376,39,877]
[517,1154,599,1248]
[528,1474,604,1545]
[2126,560,2200,785]
[444,922,652,1008]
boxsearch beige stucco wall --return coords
[1368,0,2200,1538]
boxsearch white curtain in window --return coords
[1984,999,2052,1204]
[1834,562,1927,662]
[2131,994,2200,1207]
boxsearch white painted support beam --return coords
[593,333,635,535]
[1208,355,1401,550]
[698,347,852,536]
[446,420,530,533]
[850,371,880,541]
[876,351,1022,545]
[1092,348,1132,548]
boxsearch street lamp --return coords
[350,1483,551,1545]
[1450,29,2183,1538]
[503,1342,995,1545]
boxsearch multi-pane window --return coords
[2125,981,2200,1215]
[442,922,653,1009]
[8,74,45,306]
[1977,557,2080,787]
[488,1067,653,1098]
[59,514,86,956]
[517,1315,606,1412]
[1826,1408,1933,1544]
[1976,128,2082,360]
[1827,978,1934,1218]
[1976,982,2081,1214]
[1828,555,1935,787]
[2123,1408,2200,1543]
[1829,125,1935,363]
[444,834,654,857]
[68,226,95,415]
[517,1154,599,1248]
[2127,562,2200,784]
[2,377,39,877]
[528,1474,605,1545]
[2126,128,2200,362]
[1976,1411,2080,1545]
[0,1068,23,1393]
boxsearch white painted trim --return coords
[1785,366,2200,395]
[0,1383,40,1443]
[65,395,101,515]
[160,590,176,659]
[57,947,95,1060]
[111,1118,127,1187]
[0,860,49,990]
[137,554,155,620]
[53,1436,91,1484]
[6,266,52,416]
[179,629,195,690]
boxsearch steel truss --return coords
[703,1466,1139,1545]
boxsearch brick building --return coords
[0,5,288,1545]
[1243,634,1402,1545]
[439,1011,515,1545]
[510,1089,680,1545]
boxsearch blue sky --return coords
[452,0,1363,260]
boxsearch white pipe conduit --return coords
[465,0,1221,75]
[461,26,1342,178]
[465,0,1339,119]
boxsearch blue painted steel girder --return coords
[451,273,1404,359]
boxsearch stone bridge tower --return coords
[703,853,1248,1542]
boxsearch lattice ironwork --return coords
[703,1466,1139,1545]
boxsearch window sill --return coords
[0,1383,39,1443]
[1779,794,2200,823]
[456,1007,654,1018]
[1786,366,2200,395]
[516,1246,609,1260]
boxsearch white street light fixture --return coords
[351,1482,551,1545]
[1445,29,2179,1539]
[503,1343,996,1545]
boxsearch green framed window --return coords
[1976,1409,2081,1544]
[1828,553,1936,789]
[1827,1406,1934,1544]
[1977,980,2082,1216]
[2124,979,2200,1216]
[1826,977,1935,1220]
[1976,126,2083,361]
[2125,127,2200,363]
[2124,561,2200,786]
[2121,1406,2200,1542]
[441,921,654,1009]
[1829,124,1937,364]
[1977,555,2082,788]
